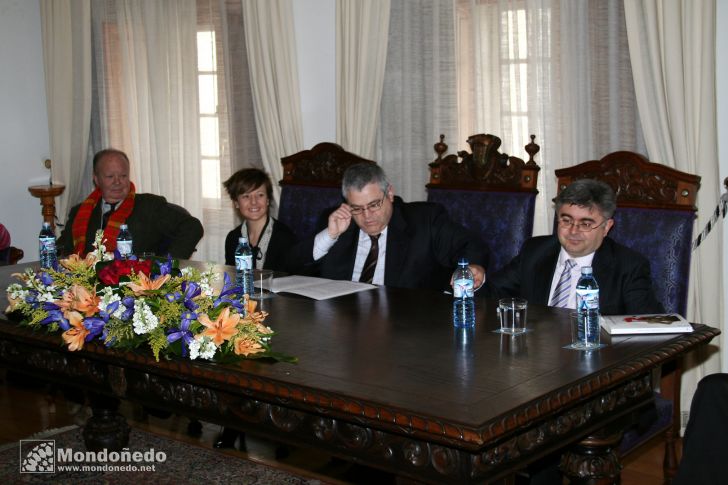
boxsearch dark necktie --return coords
[359,234,380,284]
[102,204,116,229]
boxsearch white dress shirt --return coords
[313,227,388,285]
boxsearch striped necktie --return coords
[358,234,380,284]
[549,259,576,308]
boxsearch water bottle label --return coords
[39,237,56,253]
[117,240,133,256]
[576,288,599,310]
[453,278,474,298]
[235,254,253,271]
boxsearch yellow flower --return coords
[57,284,100,318]
[198,307,240,346]
[61,311,88,351]
[128,273,171,296]
[233,337,265,356]
[59,253,98,272]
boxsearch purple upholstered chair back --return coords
[610,208,694,316]
[278,186,343,241]
[427,134,541,274]
[279,143,376,240]
[555,151,701,316]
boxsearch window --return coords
[197,31,221,200]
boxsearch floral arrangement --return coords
[4,231,295,363]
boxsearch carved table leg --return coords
[82,394,130,451]
[560,432,623,485]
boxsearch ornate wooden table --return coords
[0,262,719,484]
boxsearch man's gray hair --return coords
[341,163,389,198]
[554,179,617,219]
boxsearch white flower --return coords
[37,291,56,303]
[188,338,201,360]
[7,284,29,303]
[98,287,124,319]
[199,337,217,360]
[132,298,159,335]
[189,335,216,360]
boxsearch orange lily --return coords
[59,253,98,272]
[57,285,100,317]
[198,307,240,345]
[61,311,88,351]
[233,337,265,356]
[128,273,171,296]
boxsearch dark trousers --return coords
[673,373,728,485]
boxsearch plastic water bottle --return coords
[575,266,600,348]
[38,222,58,270]
[234,236,254,296]
[452,258,475,328]
[116,224,133,259]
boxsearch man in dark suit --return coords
[58,149,203,259]
[673,373,728,485]
[484,178,664,315]
[290,163,488,291]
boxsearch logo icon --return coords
[19,440,55,473]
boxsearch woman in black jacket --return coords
[223,168,296,271]
[217,168,296,450]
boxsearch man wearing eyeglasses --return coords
[483,178,663,314]
[289,163,489,290]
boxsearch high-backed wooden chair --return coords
[0,247,24,266]
[278,143,376,240]
[427,134,540,273]
[555,151,701,478]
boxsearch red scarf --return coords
[72,183,136,255]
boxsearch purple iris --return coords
[166,311,196,357]
[25,290,40,309]
[181,281,200,311]
[83,317,106,341]
[214,273,244,312]
[38,272,54,286]
[120,296,135,321]
[158,256,173,276]
[40,308,71,331]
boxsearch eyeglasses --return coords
[348,194,387,215]
[557,217,608,232]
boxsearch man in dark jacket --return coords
[483,178,664,315]
[289,163,489,291]
[58,149,203,259]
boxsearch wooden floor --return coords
[0,372,677,484]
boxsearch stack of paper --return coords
[271,276,376,300]
[600,314,694,335]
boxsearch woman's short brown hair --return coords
[223,168,273,201]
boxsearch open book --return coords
[270,276,376,300]
[600,313,694,335]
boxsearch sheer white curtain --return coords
[337,0,391,160]
[456,0,645,235]
[242,0,304,202]
[40,0,92,226]
[376,0,457,203]
[624,0,722,421]
[90,0,204,257]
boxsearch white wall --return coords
[293,0,336,148]
[0,0,51,259]
[717,0,728,372]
